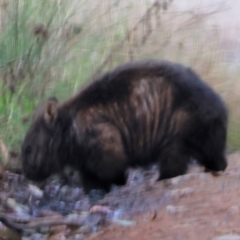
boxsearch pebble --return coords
[22,233,48,240]
[212,235,240,240]
[166,187,195,198]
[74,200,81,209]
[89,205,112,215]
[76,225,92,234]
[229,206,239,213]
[166,205,187,213]
[69,234,84,240]
[38,226,50,234]
[49,232,66,240]
[170,173,208,185]
[85,212,105,226]
[112,219,136,226]
[60,186,69,195]
[111,208,124,220]
[6,198,30,214]
[28,185,43,198]
[50,225,67,235]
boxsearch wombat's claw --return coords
[204,168,223,176]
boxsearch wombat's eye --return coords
[25,145,32,155]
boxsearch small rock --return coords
[127,169,145,186]
[89,205,112,215]
[74,201,82,209]
[75,225,92,234]
[59,201,66,209]
[166,187,195,198]
[88,189,106,203]
[49,232,66,240]
[69,233,84,240]
[229,206,239,213]
[71,188,83,199]
[85,212,105,226]
[38,226,50,234]
[50,225,67,235]
[38,210,62,218]
[170,173,208,185]
[66,213,85,225]
[6,198,30,214]
[60,186,69,195]
[91,225,99,232]
[28,184,43,198]
[212,235,240,240]
[166,205,187,213]
[31,233,47,240]
[112,219,136,226]
[111,208,124,220]
[0,227,21,240]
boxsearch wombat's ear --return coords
[44,97,58,125]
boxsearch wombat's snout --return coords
[22,164,51,182]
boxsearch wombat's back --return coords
[67,60,227,165]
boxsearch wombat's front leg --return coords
[80,169,111,195]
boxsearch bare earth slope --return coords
[87,153,240,240]
[1,154,240,239]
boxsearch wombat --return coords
[21,60,228,194]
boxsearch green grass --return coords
[0,0,129,157]
[0,1,69,152]
[0,82,37,150]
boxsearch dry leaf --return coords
[0,139,9,162]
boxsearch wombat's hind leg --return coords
[189,120,227,172]
[158,143,190,180]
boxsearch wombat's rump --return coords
[21,60,228,194]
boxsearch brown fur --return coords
[21,60,228,194]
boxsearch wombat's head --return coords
[21,97,62,181]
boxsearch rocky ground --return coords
[0,153,240,240]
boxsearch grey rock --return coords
[212,235,240,240]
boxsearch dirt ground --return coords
[1,153,240,239]
[86,153,240,240]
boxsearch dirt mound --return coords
[87,153,240,240]
[0,153,240,239]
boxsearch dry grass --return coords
[87,0,240,150]
[0,0,239,160]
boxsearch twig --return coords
[0,211,85,233]
[88,0,173,81]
